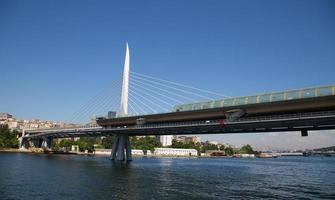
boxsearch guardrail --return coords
[128,110,335,129]
[25,124,102,133]
[24,110,335,136]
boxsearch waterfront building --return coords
[176,136,201,144]
[0,113,12,120]
[185,136,201,143]
[240,154,256,158]
[154,148,198,156]
[176,136,187,142]
[0,112,77,131]
[94,148,144,156]
[7,121,18,129]
[206,140,219,145]
[71,145,79,152]
[160,135,173,146]
[204,150,226,156]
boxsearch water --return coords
[0,153,334,200]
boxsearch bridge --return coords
[20,43,335,161]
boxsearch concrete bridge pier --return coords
[19,130,29,149]
[32,138,42,148]
[41,137,53,149]
[19,137,29,149]
[111,134,132,161]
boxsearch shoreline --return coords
[0,149,307,158]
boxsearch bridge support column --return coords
[41,137,53,149]
[301,129,308,137]
[111,134,132,161]
[19,129,29,149]
[19,137,29,149]
[32,138,42,148]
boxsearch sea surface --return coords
[0,153,334,200]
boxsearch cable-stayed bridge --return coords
[20,44,335,161]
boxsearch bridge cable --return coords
[129,80,185,104]
[128,97,147,114]
[66,78,122,124]
[131,78,197,103]
[131,74,215,101]
[129,87,170,112]
[131,71,231,98]
[129,82,175,108]
[129,92,157,113]
[71,81,121,123]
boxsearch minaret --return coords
[119,43,130,117]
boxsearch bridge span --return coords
[18,44,335,162]
[25,110,335,138]
[21,107,335,161]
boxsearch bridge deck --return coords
[24,110,335,139]
[96,95,335,127]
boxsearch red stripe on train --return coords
[219,119,225,126]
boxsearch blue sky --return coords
[1,0,334,149]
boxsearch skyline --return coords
[1,0,335,149]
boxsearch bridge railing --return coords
[128,110,335,129]
[25,124,102,133]
[24,110,335,135]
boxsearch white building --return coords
[7,121,18,129]
[240,154,256,158]
[94,148,144,156]
[132,149,144,155]
[160,135,173,146]
[154,148,198,156]
[207,140,219,145]
[0,113,12,120]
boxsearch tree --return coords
[131,136,162,152]
[54,139,76,151]
[201,143,217,153]
[54,137,102,152]
[102,136,115,149]
[239,144,254,154]
[224,146,234,156]
[77,137,96,152]
[0,124,19,149]
[170,139,185,148]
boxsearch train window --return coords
[302,89,316,98]
[182,104,192,111]
[223,99,234,106]
[319,86,332,96]
[209,101,215,109]
[258,94,271,103]
[271,92,284,101]
[214,100,223,108]
[234,97,246,105]
[173,106,181,112]
[286,90,300,100]
[193,103,201,110]
[202,103,210,109]
[247,96,257,104]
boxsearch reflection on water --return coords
[0,153,335,199]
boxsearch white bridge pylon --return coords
[61,43,229,161]
[19,43,231,160]
[119,43,130,117]
[112,43,132,161]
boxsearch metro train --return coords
[96,93,335,127]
